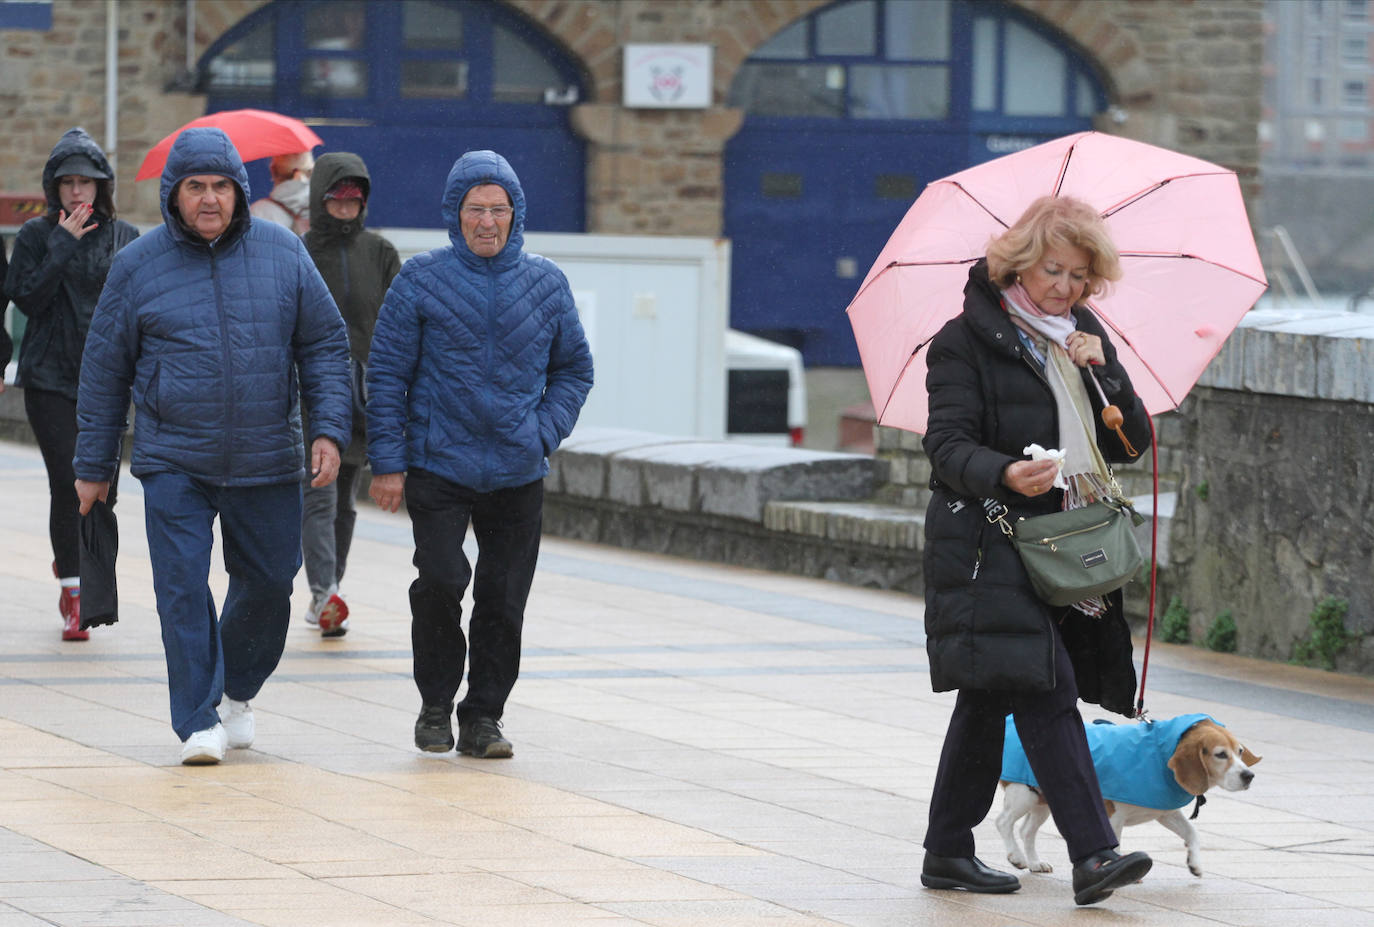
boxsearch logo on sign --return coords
[649,65,686,103]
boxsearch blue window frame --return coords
[199,0,583,127]
[723,0,1109,366]
[194,0,588,232]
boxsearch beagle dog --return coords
[995,714,1260,877]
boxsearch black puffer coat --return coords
[5,128,139,399]
[303,152,401,466]
[921,260,1152,716]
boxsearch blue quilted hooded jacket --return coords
[366,150,593,492]
[74,127,351,486]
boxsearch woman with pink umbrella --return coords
[918,195,1154,906]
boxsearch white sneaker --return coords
[303,584,336,628]
[180,724,227,765]
[222,698,255,749]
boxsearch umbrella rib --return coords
[1098,171,1238,219]
[878,338,934,424]
[1082,302,1186,411]
[947,182,1012,230]
[1118,251,1269,287]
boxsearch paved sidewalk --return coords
[1,438,1372,927]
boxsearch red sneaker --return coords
[317,594,350,638]
[61,588,88,641]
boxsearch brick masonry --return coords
[2,0,1264,231]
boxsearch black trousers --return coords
[924,616,1117,864]
[405,468,542,722]
[25,388,83,577]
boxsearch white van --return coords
[724,329,806,446]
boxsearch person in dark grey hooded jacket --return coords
[5,127,139,642]
[298,151,401,637]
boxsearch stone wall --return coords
[2,0,1265,233]
[0,0,267,223]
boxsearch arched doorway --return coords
[197,0,587,231]
[724,0,1108,366]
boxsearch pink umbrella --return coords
[846,131,1268,434]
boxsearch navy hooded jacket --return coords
[74,127,351,486]
[366,150,592,492]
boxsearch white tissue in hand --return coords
[1023,444,1069,489]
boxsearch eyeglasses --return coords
[462,205,512,220]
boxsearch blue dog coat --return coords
[1001,713,1218,811]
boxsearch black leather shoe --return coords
[921,852,1020,893]
[1072,849,1152,905]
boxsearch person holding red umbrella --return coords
[918,196,1154,906]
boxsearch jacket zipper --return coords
[211,247,234,480]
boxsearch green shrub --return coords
[1195,480,1209,501]
[1161,596,1191,644]
[1205,610,1237,653]
[1291,596,1356,671]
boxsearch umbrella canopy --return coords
[135,109,322,182]
[846,131,1268,435]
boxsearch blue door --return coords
[196,0,586,231]
[725,0,1106,366]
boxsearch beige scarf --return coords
[1002,283,1115,616]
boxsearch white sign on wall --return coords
[622,44,713,109]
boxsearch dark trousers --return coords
[405,468,542,722]
[24,388,81,576]
[141,472,302,740]
[924,618,1117,864]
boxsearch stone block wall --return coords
[0,0,267,223]
[2,0,1263,234]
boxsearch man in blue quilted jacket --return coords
[73,128,352,766]
[367,150,592,758]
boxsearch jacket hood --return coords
[42,127,116,220]
[309,151,371,239]
[159,127,251,245]
[441,150,525,270]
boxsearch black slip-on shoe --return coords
[414,703,455,753]
[1072,849,1153,906]
[921,852,1021,893]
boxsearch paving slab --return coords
[1,438,1373,926]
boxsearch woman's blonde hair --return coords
[985,195,1122,303]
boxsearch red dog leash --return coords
[1135,413,1160,720]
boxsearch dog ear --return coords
[1240,746,1263,766]
[1169,730,1211,795]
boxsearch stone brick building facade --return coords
[1,0,1264,230]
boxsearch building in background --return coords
[1261,0,1374,296]
[2,0,1266,366]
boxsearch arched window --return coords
[729,0,1105,130]
[723,0,1109,366]
[195,0,588,231]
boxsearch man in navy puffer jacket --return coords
[367,150,592,758]
[74,127,352,765]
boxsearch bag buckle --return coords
[983,498,1014,537]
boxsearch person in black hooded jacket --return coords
[918,196,1155,907]
[298,152,401,637]
[5,127,139,641]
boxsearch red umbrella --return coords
[135,109,323,182]
[846,131,1268,435]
